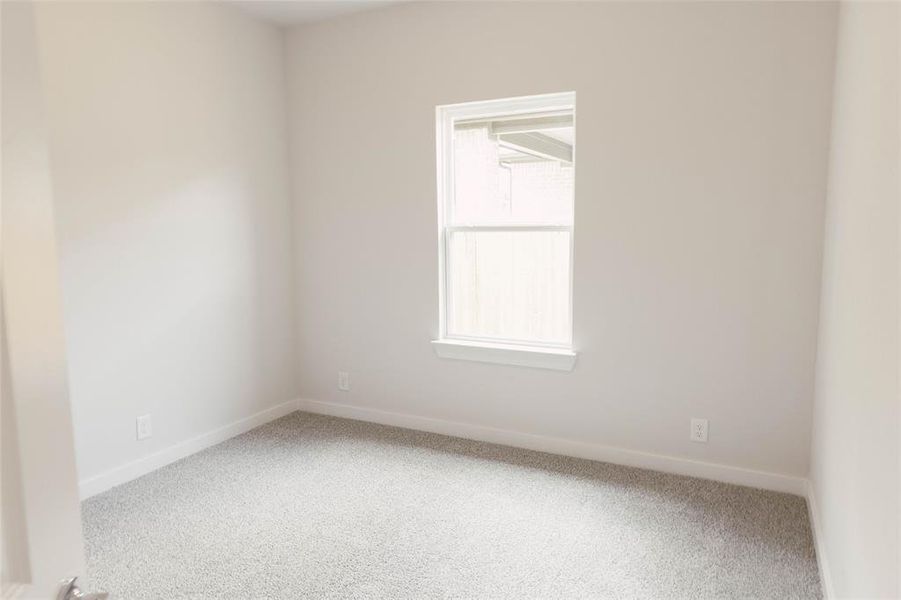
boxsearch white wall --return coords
[809,2,900,597]
[33,2,297,486]
[285,2,838,479]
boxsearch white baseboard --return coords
[78,400,298,499]
[805,480,835,599]
[295,398,807,496]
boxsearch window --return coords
[432,92,577,371]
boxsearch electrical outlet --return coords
[690,418,708,443]
[136,415,152,440]
[337,371,350,392]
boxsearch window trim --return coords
[434,92,577,370]
[431,339,577,371]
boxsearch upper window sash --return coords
[436,92,576,226]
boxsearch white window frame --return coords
[432,92,577,371]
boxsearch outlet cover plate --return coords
[136,415,152,440]
[690,418,708,443]
[338,371,350,392]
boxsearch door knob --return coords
[57,577,109,600]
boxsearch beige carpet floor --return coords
[82,411,821,599]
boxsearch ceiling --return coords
[229,1,398,26]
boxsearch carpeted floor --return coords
[82,411,821,599]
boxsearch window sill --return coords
[431,339,577,371]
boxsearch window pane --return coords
[447,230,571,345]
[452,120,574,225]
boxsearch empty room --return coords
[1,0,898,598]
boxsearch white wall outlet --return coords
[337,371,350,392]
[690,418,708,443]
[136,415,152,440]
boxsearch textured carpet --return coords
[82,411,821,599]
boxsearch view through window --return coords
[438,93,575,348]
